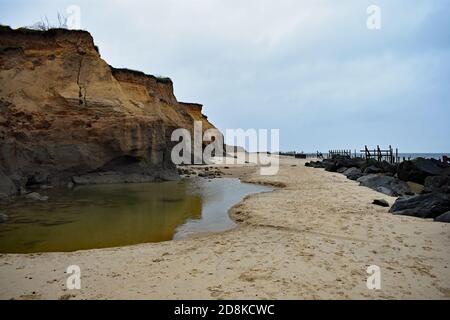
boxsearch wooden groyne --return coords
[360,145,399,164]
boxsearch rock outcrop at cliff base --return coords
[0,26,217,197]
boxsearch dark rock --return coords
[380,161,397,175]
[357,174,412,196]
[364,166,384,174]
[424,175,450,194]
[324,162,338,172]
[312,161,326,168]
[359,158,381,171]
[307,158,398,176]
[343,167,364,181]
[336,167,348,174]
[435,211,450,223]
[305,161,322,168]
[335,157,366,170]
[390,193,450,219]
[373,199,390,207]
[397,157,450,184]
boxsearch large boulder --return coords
[336,167,348,174]
[329,157,367,171]
[397,158,450,184]
[364,165,384,174]
[424,175,450,194]
[305,161,326,168]
[390,193,450,219]
[323,157,365,172]
[435,211,450,223]
[357,174,413,197]
[324,161,338,172]
[379,161,397,175]
[343,167,364,181]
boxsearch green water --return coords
[0,178,270,254]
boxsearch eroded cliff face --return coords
[0,26,217,197]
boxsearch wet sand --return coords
[0,157,449,300]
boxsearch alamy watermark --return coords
[66,5,82,30]
[367,5,381,30]
[28,5,81,30]
[366,265,381,290]
[171,121,280,176]
[66,265,81,290]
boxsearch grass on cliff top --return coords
[110,66,172,84]
[0,25,89,36]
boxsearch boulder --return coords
[373,199,390,207]
[313,161,326,168]
[336,167,348,174]
[336,158,365,169]
[307,161,326,168]
[424,175,450,194]
[390,193,450,219]
[359,158,381,171]
[343,167,364,181]
[324,162,338,172]
[364,166,384,174]
[407,181,424,194]
[435,211,450,223]
[380,161,397,175]
[376,186,394,196]
[357,174,412,197]
[397,158,450,184]
[25,192,49,201]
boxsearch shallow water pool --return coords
[0,178,270,253]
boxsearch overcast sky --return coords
[1,0,449,152]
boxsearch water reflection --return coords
[0,178,270,253]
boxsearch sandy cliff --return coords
[0,26,216,197]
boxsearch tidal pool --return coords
[0,178,270,253]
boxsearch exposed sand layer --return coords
[0,157,449,300]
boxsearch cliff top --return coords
[0,25,173,83]
[110,67,172,85]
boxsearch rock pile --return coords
[305,156,450,222]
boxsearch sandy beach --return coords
[0,157,449,300]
